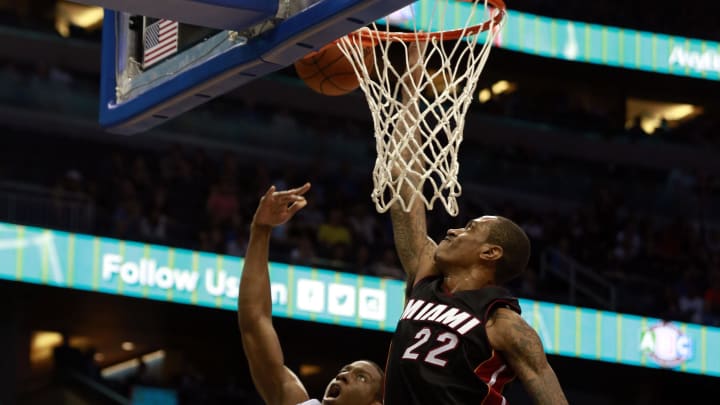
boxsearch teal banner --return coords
[385,1,720,81]
[0,222,717,377]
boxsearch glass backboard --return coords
[85,0,416,134]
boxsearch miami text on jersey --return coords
[400,299,481,335]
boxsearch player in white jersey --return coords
[238,183,384,405]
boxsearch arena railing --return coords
[0,181,95,233]
[540,248,618,311]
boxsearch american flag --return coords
[143,19,179,69]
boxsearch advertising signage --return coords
[385,1,720,81]
[0,222,718,377]
[0,222,404,331]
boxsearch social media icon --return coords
[328,284,356,317]
[270,283,288,306]
[359,288,386,321]
[297,279,325,312]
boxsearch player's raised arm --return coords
[486,308,569,405]
[390,41,439,291]
[238,183,312,405]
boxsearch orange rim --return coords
[345,0,506,47]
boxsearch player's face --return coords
[322,361,382,405]
[435,216,496,267]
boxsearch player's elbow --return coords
[237,306,262,332]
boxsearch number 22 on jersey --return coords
[401,328,459,367]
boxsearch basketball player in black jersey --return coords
[383,43,568,404]
[239,183,384,405]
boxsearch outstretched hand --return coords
[401,40,429,102]
[407,40,429,84]
[252,183,311,228]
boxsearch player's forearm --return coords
[238,224,273,329]
[524,366,568,405]
[390,203,426,259]
[392,67,424,190]
[390,78,425,216]
[390,89,429,272]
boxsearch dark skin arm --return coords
[486,308,569,405]
[238,183,312,405]
[390,41,440,296]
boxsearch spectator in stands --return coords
[348,203,379,246]
[130,156,153,198]
[290,234,318,267]
[192,148,216,182]
[613,221,643,262]
[167,157,204,231]
[626,115,647,141]
[370,248,405,280]
[703,273,720,325]
[113,188,142,240]
[270,108,299,133]
[349,245,374,276]
[326,244,351,271]
[678,282,706,324]
[207,177,239,225]
[198,226,225,254]
[317,208,352,249]
[226,224,249,257]
[140,208,169,242]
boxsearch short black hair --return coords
[356,359,385,403]
[485,216,530,284]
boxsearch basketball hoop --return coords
[337,0,506,216]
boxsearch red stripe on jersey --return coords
[474,351,515,405]
[483,299,520,324]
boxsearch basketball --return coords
[294,42,374,96]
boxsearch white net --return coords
[337,0,504,216]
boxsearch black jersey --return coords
[384,276,521,405]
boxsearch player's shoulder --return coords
[457,285,521,320]
[485,306,536,352]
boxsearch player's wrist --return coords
[250,221,273,232]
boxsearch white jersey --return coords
[298,400,321,405]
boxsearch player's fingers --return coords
[274,182,311,197]
[293,182,311,195]
[408,40,428,56]
[287,197,308,215]
[262,185,276,199]
[275,194,304,205]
